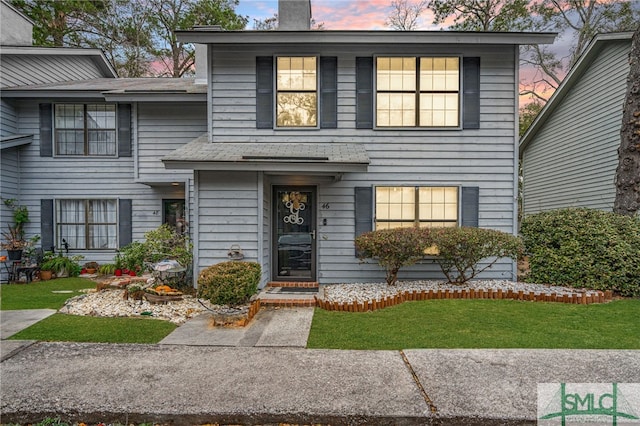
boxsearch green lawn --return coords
[8,313,176,343]
[1,277,176,344]
[0,278,96,310]
[307,299,640,350]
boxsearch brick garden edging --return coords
[314,288,613,313]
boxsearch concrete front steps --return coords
[258,281,318,307]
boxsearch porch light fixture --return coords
[171,182,180,186]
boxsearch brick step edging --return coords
[315,288,613,312]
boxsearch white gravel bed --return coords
[320,280,601,304]
[59,290,245,325]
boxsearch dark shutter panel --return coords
[461,186,480,227]
[354,187,373,256]
[320,56,338,128]
[462,57,481,129]
[39,104,53,157]
[356,57,373,129]
[256,56,274,129]
[118,199,132,248]
[117,103,132,157]
[41,199,54,252]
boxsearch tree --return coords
[10,0,107,47]
[519,101,543,137]
[148,0,248,77]
[522,0,640,103]
[385,0,429,31]
[614,25,640,217]
[429,0,530,31]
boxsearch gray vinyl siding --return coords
[202,44,519,284]
[1,147,20,281]
[1,99,18,136]
[0,55,105,88]
[137,103,207,183]
[8,100,194,265]
[522,40,629,214]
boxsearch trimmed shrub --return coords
[119,224,193,273]
[520,208,640,296]
[431,227,523,284]
[355,227,432,286]
[197,261,261,306]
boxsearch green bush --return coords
[119,224,193,273]
[197,261,261,306]
[430,227,523,284]
[520,208,640,296]
[355,227,432,286]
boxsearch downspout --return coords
[257,172,265,287]
[512,44,520,280]
[192,172,200,287]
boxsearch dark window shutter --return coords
[356,57,373,129]
[462,57,481,129]
[39,104,53,157]
[461,186,479,227]
[41,199,54,251]
[118,199,132,248]
[256,56,274,129]
[320,56,338,129]
[354,187,373,255]
[117,103,132,157]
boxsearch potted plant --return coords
[114,253,123,276]
[83,261,99,275]
[1,226,28,260]
[41,254,83,278]
[1,198,30,260]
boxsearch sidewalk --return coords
[2,308,639,425]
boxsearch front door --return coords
[273,186,316,281]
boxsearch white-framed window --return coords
[375,186,459,230]
[276,56,318,127]
[376,57,460,128]
[56,199,117,249]
[54,104,117,156]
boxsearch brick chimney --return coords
[278,0,311,30]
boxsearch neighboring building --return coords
[1,0,555,286]
[520,32,633,215]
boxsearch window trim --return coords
[55,199,119,250]
[373,55,462,130]
[53,103,118,157]
[374,185,460,229]
[274,55,320,129]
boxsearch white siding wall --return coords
[522,40,630,214]
[201,44,519,284]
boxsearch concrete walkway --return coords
[2,308,640,425]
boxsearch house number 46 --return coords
[321,203,330,209]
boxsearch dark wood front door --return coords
[273,186,316,281]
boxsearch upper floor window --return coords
[276,56,317,127]
[376,57,460,128]
[55,104,116,156]
[56,199,118,250]
[375,186,458,230]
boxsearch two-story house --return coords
[163,0,555,286]
[1,0,555,287]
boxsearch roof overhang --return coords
[519,31,634,156]
[162,136,369,179]
[177,29,557,46]
[1,134,33,150]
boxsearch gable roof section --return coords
[0,46,118,87]
[519,32,634,155]
[1,77,207,102]
[176,29,556,46]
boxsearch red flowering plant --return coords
[355,227,433,286]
